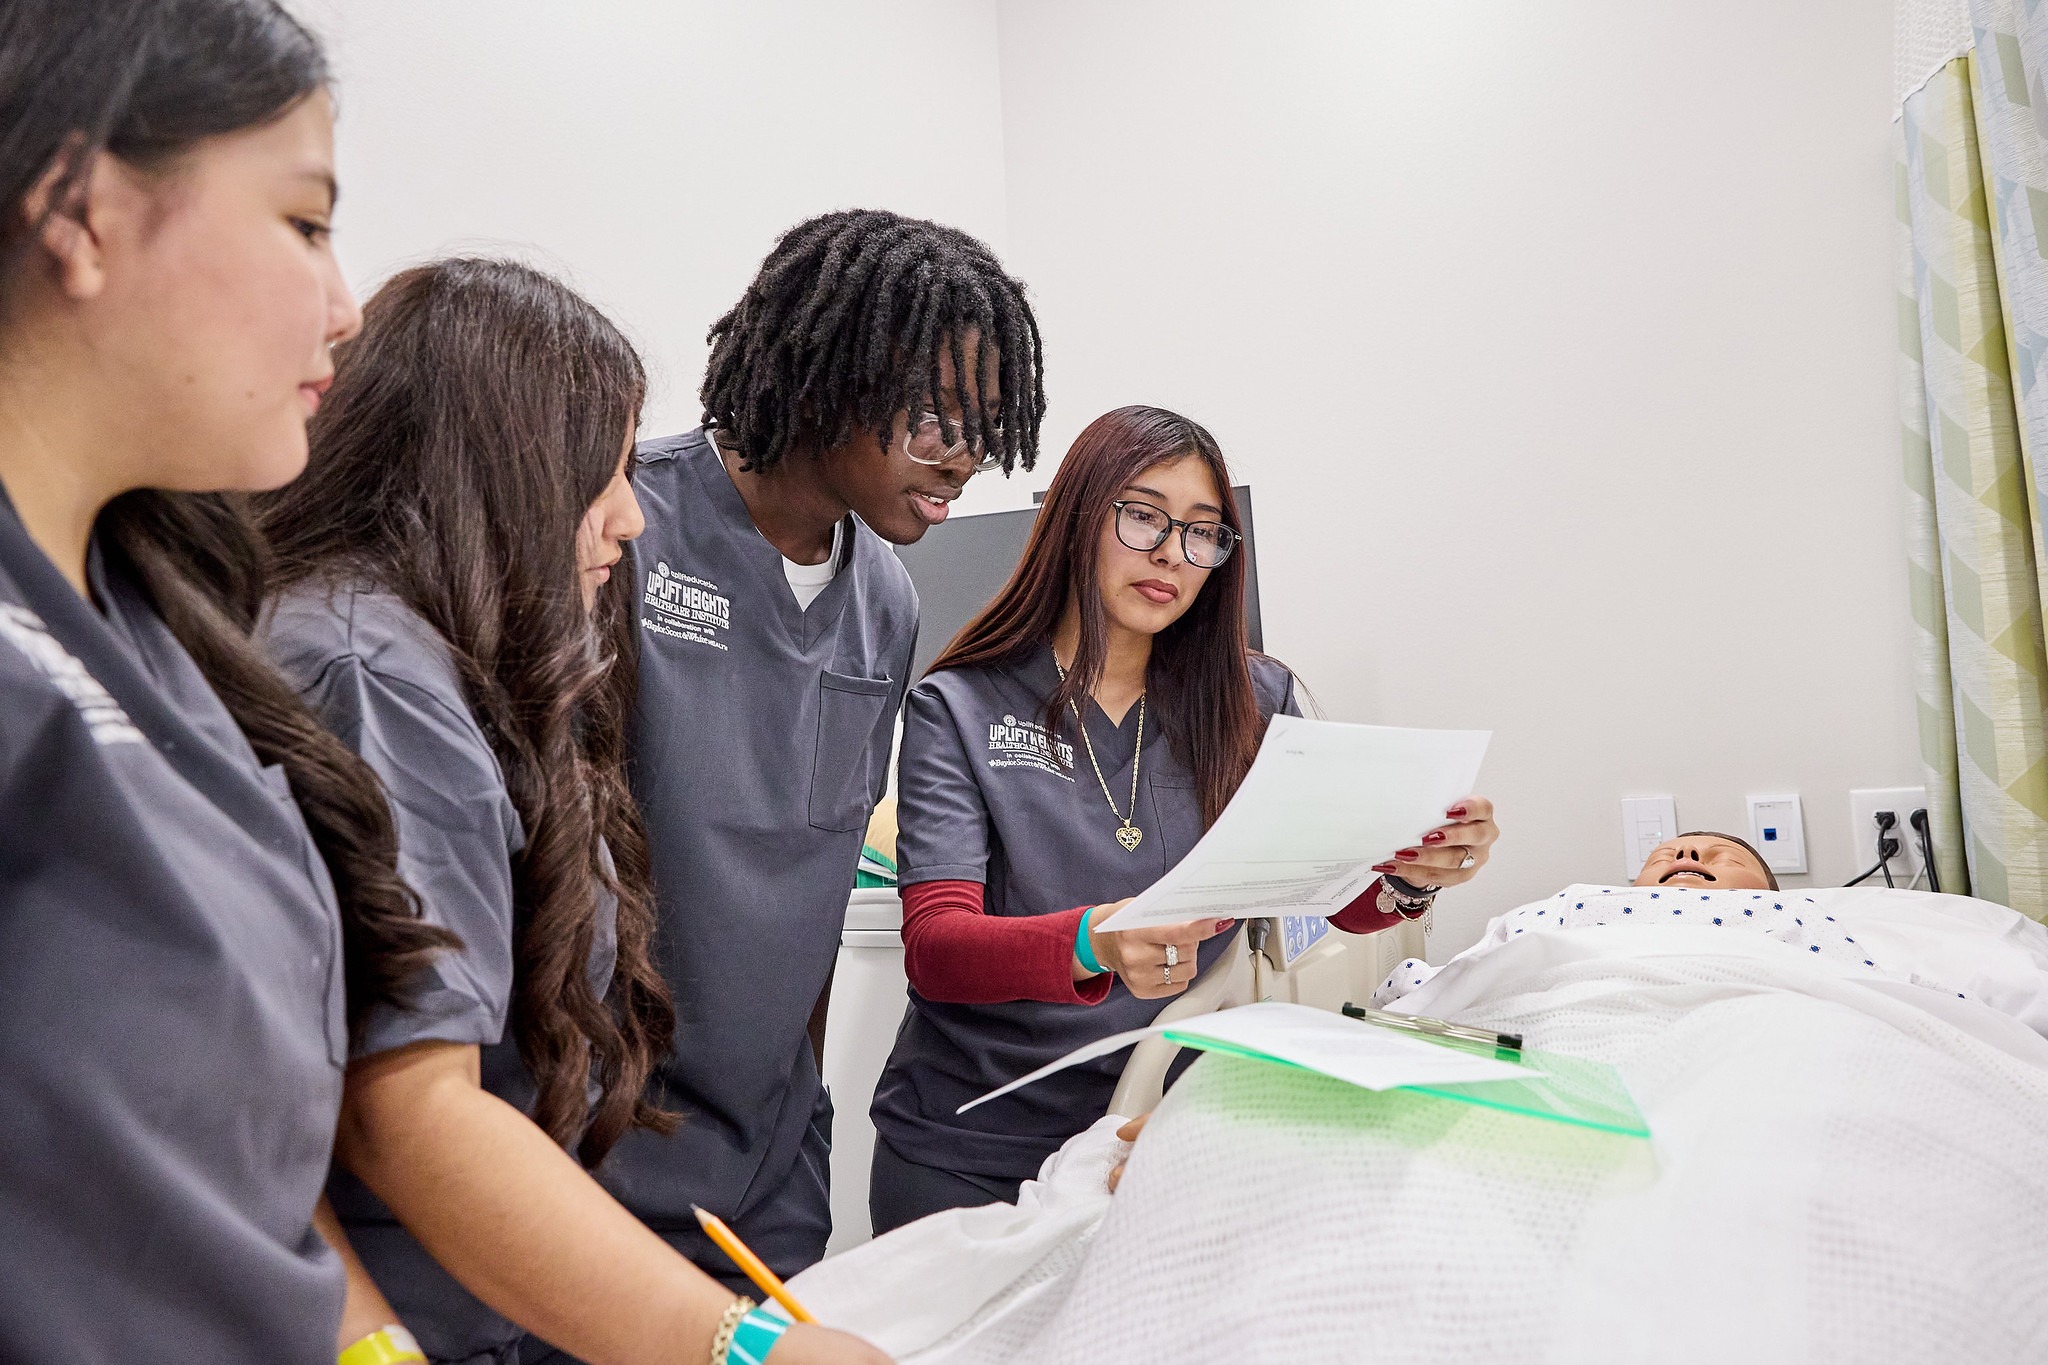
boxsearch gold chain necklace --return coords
[1055,656,1145,852]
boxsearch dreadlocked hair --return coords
[701,208,1045,475]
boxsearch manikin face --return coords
[814,330,996,545]
[1634,835,1775,891]
[1093,454,1226,642]
[576,429,645,611]
[34,90,362,494]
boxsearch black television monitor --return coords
[893,485,1263,679]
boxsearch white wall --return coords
[290,0,1009,448]
[293,1,1922,956]
[994,0,1918,951]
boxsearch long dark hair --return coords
[0,1,449,1016]
[259,257,676,1163]
[933,406,1263,827]
[702,208,1046,474]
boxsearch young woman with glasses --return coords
[866,405,1500,1231]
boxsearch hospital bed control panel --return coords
[1275,914,1332,967]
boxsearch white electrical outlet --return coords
[1746,794,1807,875]
[1849,786,1928,886]
[1620,796,1678,879]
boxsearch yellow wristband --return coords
[339,1325,428,1365]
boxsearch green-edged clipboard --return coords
[1162,1010,1650,1140]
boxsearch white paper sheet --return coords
[1094,716,1491,932]
[957,1001,1536,1114]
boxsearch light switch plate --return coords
[1746,793,1807,875]
[1621,796,1678,879]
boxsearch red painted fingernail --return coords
[1447,806,1468,819]
[1395,849,1420,862]
[1422,831,1447,845]
[1371,862,1396,873]
[1215,919,1235,932]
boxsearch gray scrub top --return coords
[607,428,916,1243]
[871,647,1299,1181]
[264,581,619,1365]
[0,499,349,1362]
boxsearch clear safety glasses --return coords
[1112,499,1240,569]
[904,411,1004,473]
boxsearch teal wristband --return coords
[729,1307,789,1364]
[1075,906,1107,975]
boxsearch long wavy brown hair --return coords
[931,405,1264,827]
[259,257,675,1163]
[0,0,452,1020]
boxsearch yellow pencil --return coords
[690,1204,818,1325]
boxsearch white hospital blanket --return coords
[794,889,2048,1363]
[791,1116,1125,1357]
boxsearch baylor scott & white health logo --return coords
[642,561,732,651]
[986,713,1074,780]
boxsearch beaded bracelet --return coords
[1378,873,1437,924]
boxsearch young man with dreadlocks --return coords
[593,209,1044,1295]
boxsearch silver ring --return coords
[1459,852,1476,870]
[1162,962,1174,984]
[1164,944,1180,968]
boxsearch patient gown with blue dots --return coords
[1372,884,1929,1007]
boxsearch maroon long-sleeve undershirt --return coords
[899,877,1407,1005]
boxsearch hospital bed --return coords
[802,884,2048,1363]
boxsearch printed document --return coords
[1095,716,1490,932]
[959,1000,1535,1113]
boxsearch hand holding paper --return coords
[1095,717,1491,932]
[1084,906,1234,1000]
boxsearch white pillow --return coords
[1801,885,2048,1034]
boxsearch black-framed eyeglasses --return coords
[1111,500,1239,569]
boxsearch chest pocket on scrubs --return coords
[1148,772,1205,857]
[810,670,892,832]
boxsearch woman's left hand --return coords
[1372,795,1498,890]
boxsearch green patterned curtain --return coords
[1898,4,2048,919]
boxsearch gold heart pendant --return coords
[1116,825,1144,852]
